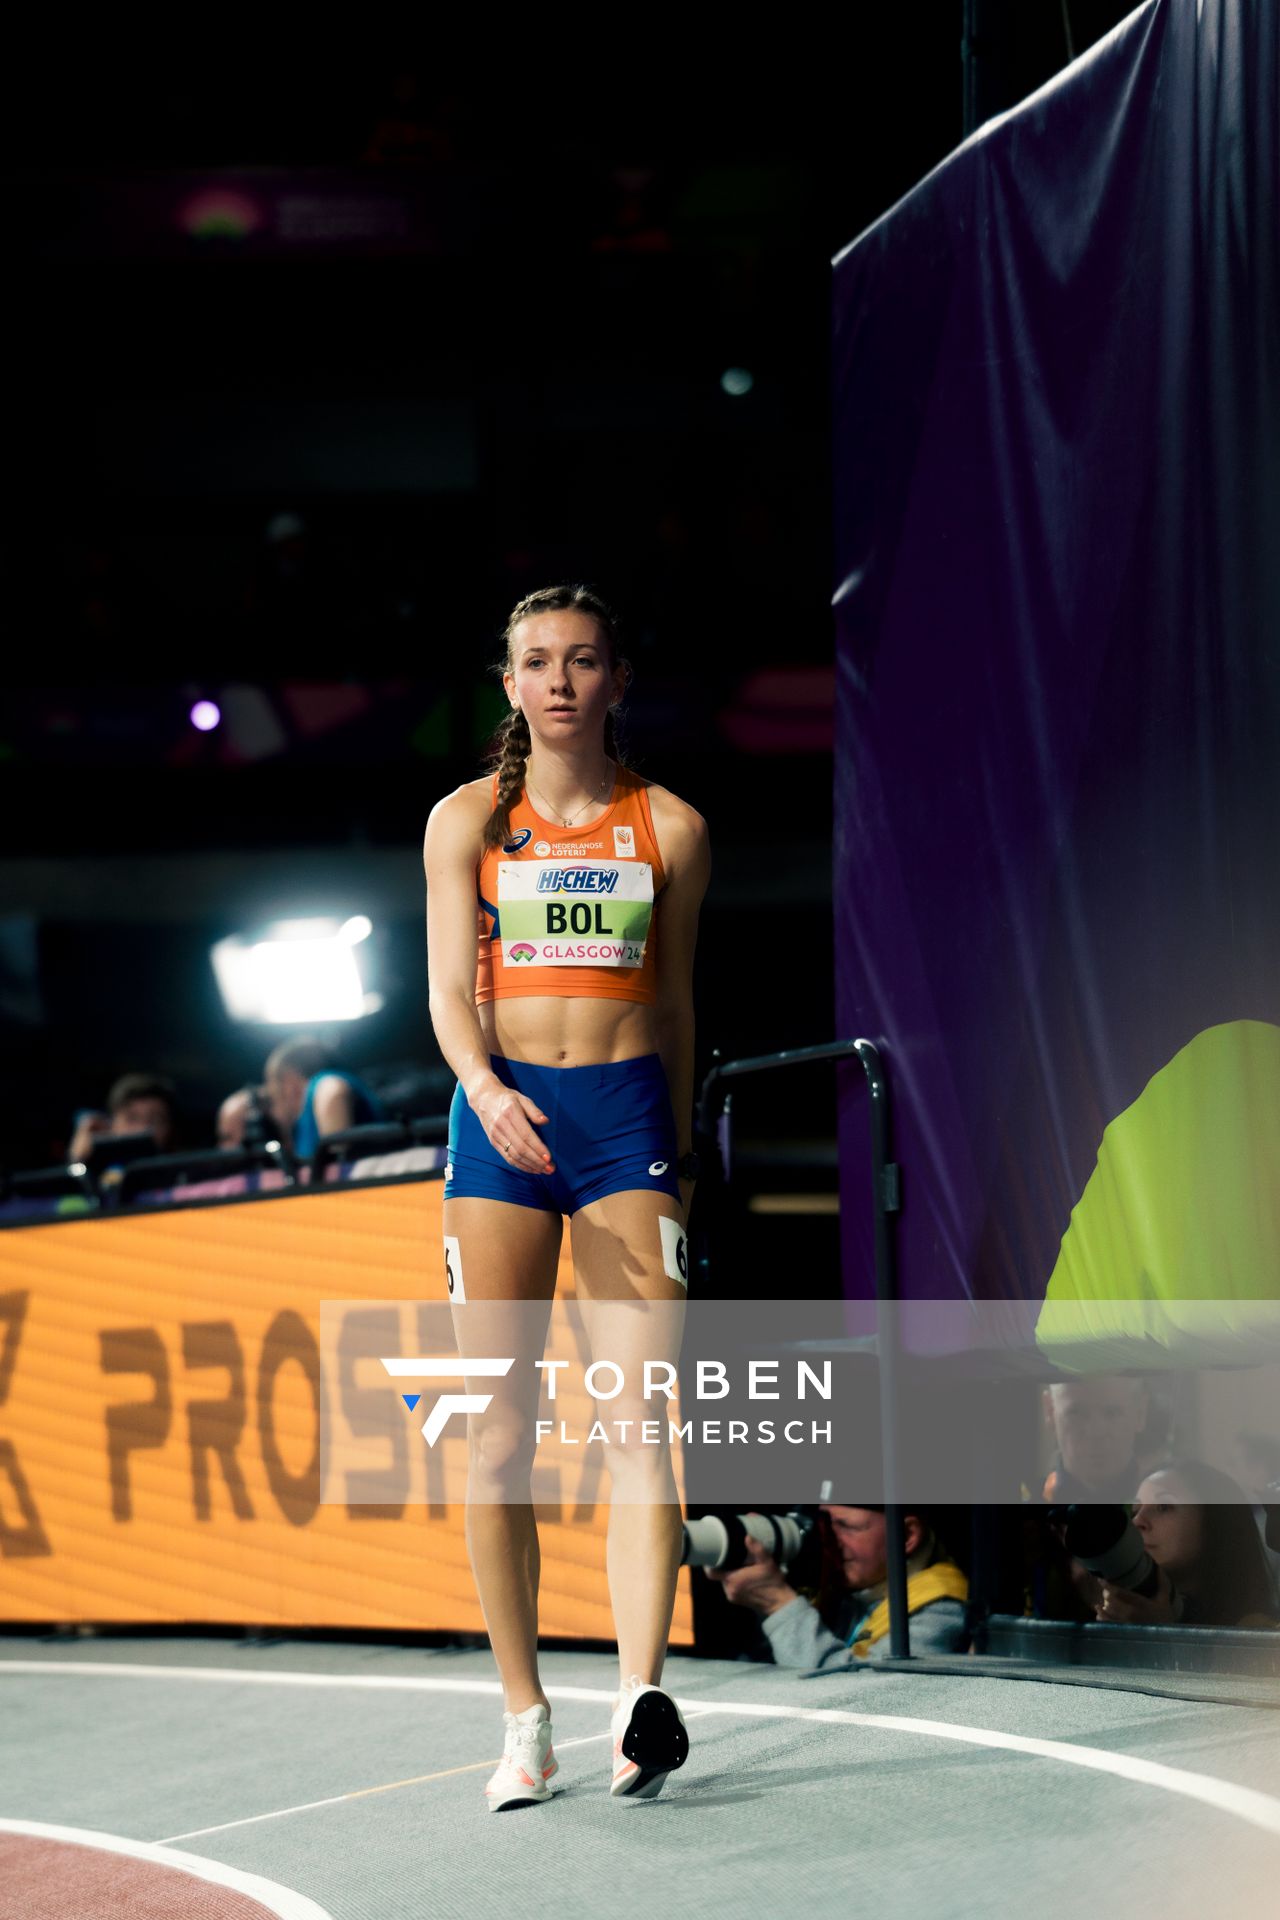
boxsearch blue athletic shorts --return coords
[445,1052,682,1216]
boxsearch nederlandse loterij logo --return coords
[380,1357,514,1444]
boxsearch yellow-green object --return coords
[1036,1020,1280,1371]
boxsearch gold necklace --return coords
[525,758,614,828]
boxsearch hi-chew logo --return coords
[536,867,620,894]
[381,1357,514,1445]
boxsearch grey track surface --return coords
[3,1636,1279,1920]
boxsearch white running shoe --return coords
[484,1702,559,1812]
[609,1675,689,1800]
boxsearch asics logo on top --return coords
[503,827,533,852]
[380,1357,515,1445]
[536,867,620,894]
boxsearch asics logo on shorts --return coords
[649,1160,668,1176]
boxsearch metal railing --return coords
[695,1037,913,1659]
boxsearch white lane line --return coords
[697,1700,1280,1838]
[152,1731,616,1844]
[156,1714,723,1845]
[5,1662,1280,1841]
[0,1818,335,1920]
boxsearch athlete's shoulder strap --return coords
[629,767,666,883]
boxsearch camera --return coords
[241,1086,277,1153]
[1051,1503,1183,1617]
[682,1507,820,1585]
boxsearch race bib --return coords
[498,860,653,967]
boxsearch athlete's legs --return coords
[444,1194,562,1717]
[570,1188,688,1704]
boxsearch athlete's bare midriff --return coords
[478,993,660,1068]
[463,771,665,1069]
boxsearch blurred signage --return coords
[0,1176,692,1640]
[37,170,456,260]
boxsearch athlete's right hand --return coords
[471,1084,555,1175]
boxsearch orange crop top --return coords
[474,763,667,1004]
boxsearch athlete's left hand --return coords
[677,1177,695,1224]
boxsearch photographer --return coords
[1092,1461,1279,1629]
[1026,1375,1153,1621]
[216,1084,279,1150]
[263,1036,383,1158]
[706,1505,969,1671]
[1040,1375,1152,1503]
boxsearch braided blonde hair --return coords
[481,583,631,852]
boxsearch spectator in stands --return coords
[1094,1460,1280,1629]
[66,1072,176,1165]
[707,1505,969,1670]
[263,1036,384,1161]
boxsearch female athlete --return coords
[422,582,711,1811]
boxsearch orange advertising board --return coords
[0,1176,693,1643]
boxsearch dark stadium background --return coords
[1,9,1135,1192]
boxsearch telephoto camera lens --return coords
[681,1509,818,1581]
[1057,1504,1167,1602]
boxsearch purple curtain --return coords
[833,0,1280,1301]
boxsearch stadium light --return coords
[211,918,377,1024]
